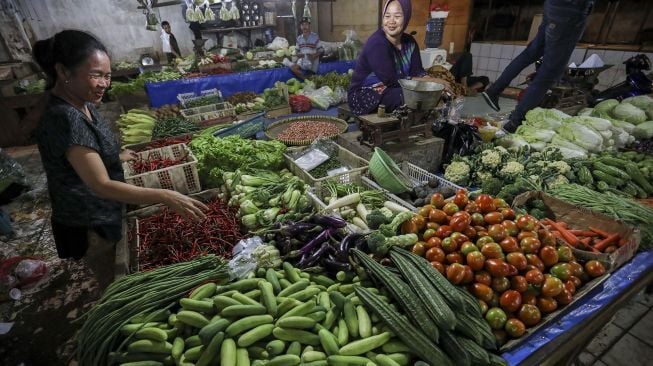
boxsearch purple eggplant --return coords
[338,233,363,259]
[298,227,333,256]
[323,256,352,273]
[281,221,320,237]
[298,242,331,268]
[312,215,347,228]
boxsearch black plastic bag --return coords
[433,121,482,169]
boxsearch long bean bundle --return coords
[548,184,653,250]
[76,255,229,366]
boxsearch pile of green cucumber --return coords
[110,262,419,366]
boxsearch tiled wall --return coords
[469,42,653,91]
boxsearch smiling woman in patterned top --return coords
[32,30,207,288]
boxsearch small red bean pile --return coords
[277,120,342,142]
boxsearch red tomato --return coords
[485,307,508,330]
[411,215,426,231]
[550,263,572,281]
[517,231,538,241]
[485,259,509,277]
[475,194,496,213]
[464,201,481,214]
[499,290,522,313]
[506,252,528,271]
[520,237,542,254]
[526,254,545,271]
[436,225,453,239]
[505,318,526,338]
[476,235,495,247]
[516,215,538,231]
[463,226,477,240]
[449,217,469,233]
[426,222,439,231]
[555,288,573,305]
[541,277,563,297]
[492,276,511,293]
[539,246,559,267]
[441,237,458,253]
[502,220,519,236]
[585,260,606,278]
[525,269,544,286]
[425,247,446,263]
[430,193,445,208]
[446,252,464,264]
[429,209,448,224]
[568,275,582,289]
[511,276,528,292]
[411,242,426,257]
[466,251,486,271]
[537,297,558,314]
[456,188,468,196]
[484,212,504,225]
[538,230,557,247]
[488,224,508,242]
[521,292,538,306]
[422,229,437,242]
[471,283,494,302]
[442,202,460,216]
[557,246,574,262]
[478,300,489,315]
[401,220,418,235]
[518,304,542,326]
[471,213,485,226]
[453,193,469,208]
[430,261,445,274]
[425,236,442,249]
[460,241,478,256]
[499,236,520,253]
[446,263,466,284]
[450,232,470,246]
[494,198,509,209]
[461,265,474,284]
[417,205,433,218]
[564,280,576,295]
[481,243,504,259]
[501,208,516,221]
[475,271,493,286]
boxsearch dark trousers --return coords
[487,0,593,127]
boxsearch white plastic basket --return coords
[123,143,201,194]
[180,102,237,126]
[177,89,222,108]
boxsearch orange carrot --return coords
[588,226,612,238]
[545,218,579,247]
[594,233,620,252]
[568,230,599,237]
[579,237,592,247]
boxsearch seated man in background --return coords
[449,26,489,95]
[286,17,324,80]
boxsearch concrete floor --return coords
[0,101,651,365]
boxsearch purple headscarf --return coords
[383,0,412,31]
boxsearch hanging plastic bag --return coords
[267,37,290,51]
[432,98,481,168]
[228,237,281,279]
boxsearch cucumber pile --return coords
[110,262,423,366]
[572,151,653,198]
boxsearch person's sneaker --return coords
[482,91,500,111]
[502,121,519,133]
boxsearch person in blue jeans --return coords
[482,0,594,132]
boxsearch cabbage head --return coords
[633,121,653,139]
[622,95,653,110]
[594,99,619,114]
[612,103,647,125]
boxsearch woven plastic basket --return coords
[180,102,236,127]
[123,143,201,194]
[368,148,414,194]
[285,144,368,192]
[177,89,223,108]
[265,115,349,146]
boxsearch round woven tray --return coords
[264,115,349,146]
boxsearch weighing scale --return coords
[358,79,444,147]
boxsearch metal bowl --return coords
[399,79,444,111]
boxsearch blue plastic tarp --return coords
[145,60,356,107]
[501,250,653,365]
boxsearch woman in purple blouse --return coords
[348,0,450,115]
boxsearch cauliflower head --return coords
[545,174,570,189]
[475,170,494,182]
[480,150,502,170]
[444,161,471,186]
[499,161,525,181]
[548,161,571,175]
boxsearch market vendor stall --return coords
[146,60,355,107]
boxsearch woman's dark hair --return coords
[32,30,108,88]
[161,21,170,27]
